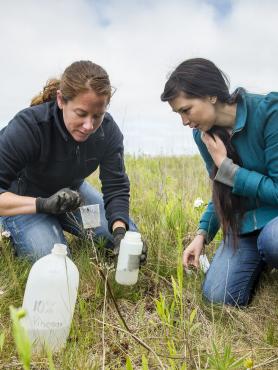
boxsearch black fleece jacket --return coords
[0,101,130,231]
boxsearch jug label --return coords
[127,255,140,271]
[33,317,63,329]
[33,300,56,314]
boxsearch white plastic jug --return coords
[115,231,143,285]
[21,244,79,352]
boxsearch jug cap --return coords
[52,243,68,255]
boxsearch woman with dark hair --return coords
[0,60,146,263]
[161,58,278,306]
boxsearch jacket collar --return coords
[232,88,247,134]
[53,101,70,142]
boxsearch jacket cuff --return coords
[214,157,239,187]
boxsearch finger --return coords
[59,202,68,213]
[183,250,190,268]
[194,254,200,269]
[139,257,147,266]
[113,246,120,257]
[142,243,147,254]
[61,191,80,211]
[59,192,72,212]
[188,254,196,266]
[56,193,63,209]
[64,191,75,204]
[201,132,211,146]
[205,134,215,146]
[140,254,146,265]
[214,135,224,143]
[71,193,82,210]
[75,193,83,207]
[60,191,68,204]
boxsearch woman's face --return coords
[169,92,217,132]
[57,89,109,142]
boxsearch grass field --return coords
[0,155,278,369]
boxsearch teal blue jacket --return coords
[194,89,278,242]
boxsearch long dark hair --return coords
[161,58,234,103]
[161,58,245,244]
[208,127,246,245]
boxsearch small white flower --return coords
[193,197,204,208]
[1,230,11,238]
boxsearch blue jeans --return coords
[1,181,137,261]
[203,216,278,307]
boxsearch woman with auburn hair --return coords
[161,58,278,306]
[0,60,146,263]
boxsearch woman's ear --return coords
[210,96,217,104]
[56,90,64,109]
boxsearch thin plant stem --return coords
[93,318,167,370]
[101,270,108,370]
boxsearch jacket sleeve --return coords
[99,117,130,232]
[233,94,278,205]
[0,110,40,194]
[193,129,220,243]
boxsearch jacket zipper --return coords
[76,145,80,164]
[17,176,23,195]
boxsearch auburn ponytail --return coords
[30,79,60,106]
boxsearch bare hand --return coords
[183,235,205,269]
[201,132,227,168]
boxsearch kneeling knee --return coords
[258,218,278,267]
[202,281,248,307]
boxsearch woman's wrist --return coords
[112,220,126,232]
[196,229,207,243]
[215,155,227,168]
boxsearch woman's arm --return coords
[0,188,82,217]
[99,116,130,233]
[201,109,278,206]
[232,108,278,204]
[112,220,126,231]
[0,109,82,217]
[0,110,41,196]
[0,112,41,216]
[0,192,36,216]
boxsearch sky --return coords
[1,0,278,156]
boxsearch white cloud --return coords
[1,0,278,155]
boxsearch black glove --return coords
[140,240,148,266]
[36,188,82,214]
[112,227,126,257]
[112,227,148,266]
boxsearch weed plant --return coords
[0,155,278,369]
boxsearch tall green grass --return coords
[0,155,278,369]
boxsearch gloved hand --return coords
[36,188,82,214]
[140,240,148,265]
[112,227,148,266]
[112,227,126,257]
